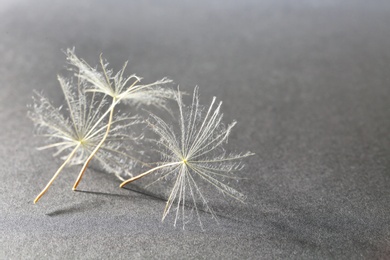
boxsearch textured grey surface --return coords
[1,0,390,259]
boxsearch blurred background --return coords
[1,0,389,259]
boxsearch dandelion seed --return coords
[120,87,254,228]
[29,76,143,203]
[66,48,174,107]
[65,48,175,189]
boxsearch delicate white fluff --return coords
[66,48,174,108]
[135,87,254,228]
[28,76,144,180]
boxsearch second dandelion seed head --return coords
[121,86,254,228]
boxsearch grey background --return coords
[1,0,390,259]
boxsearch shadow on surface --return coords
[121,185,166,202]
[45,200,105,217]
[122,184,244,223]
[74,189,130,198]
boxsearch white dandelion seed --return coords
[120,87,254,228]
[65,48,175,189]
[29,76,143,203]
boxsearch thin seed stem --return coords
[34,143,81,204]
[119,161,181,188]
[73,77,141,190]
[84,99,118,140]
[72,97,117,190]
